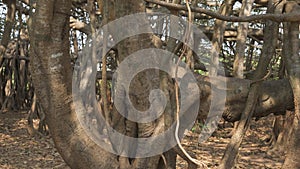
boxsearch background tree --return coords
[0,0,300,168]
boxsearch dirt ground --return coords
[178,118,285,169]
[0,111,284,169]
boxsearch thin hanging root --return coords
[174,0,207,168]
[160,154,168,168]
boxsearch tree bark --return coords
[28,0,299,168]
[209,0,234,76]
[233,0,254,78]
[111,1,176,168]
[282,2,300,167]
[0,0,16,70]
[196,75,293,123]
[218,1,280,168]
[30,1,119,168]
[0,0,16,47]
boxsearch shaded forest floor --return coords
[0,111,284,168]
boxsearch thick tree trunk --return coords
[29,1,298,168]
[29,1,119,168]
[196,75,294,123]
[110,1,177,168]
[31,0,179,169]
[282,2,300,167]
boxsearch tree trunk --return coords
[218,1,280,168]
[110,1,178,168]
[209,0,234,76]
[233,0,254,78]
[28,0,299,168]
[30,0,180,168]
[230,0,255,138]
[0,0,16,47]
[0,0,16,107]
[282,2,300,167]
[268,111,294,154]
[29,1,119,168]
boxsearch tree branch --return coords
[145,0,300,22]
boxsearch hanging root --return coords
[173,1,208,168]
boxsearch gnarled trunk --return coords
[30,1,118,168]
[282,2,300,167]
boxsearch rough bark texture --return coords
[196,75,294,123]
[209,0,234,76]
[0,0,16,65]
[268,111,294,154]
[111,1,176,168]
[0,0,16,47]
[28,0,298,168]
[30,1,118,168]
[233,0,254,78]
[282,2,300,167]
[218,1,280,168]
